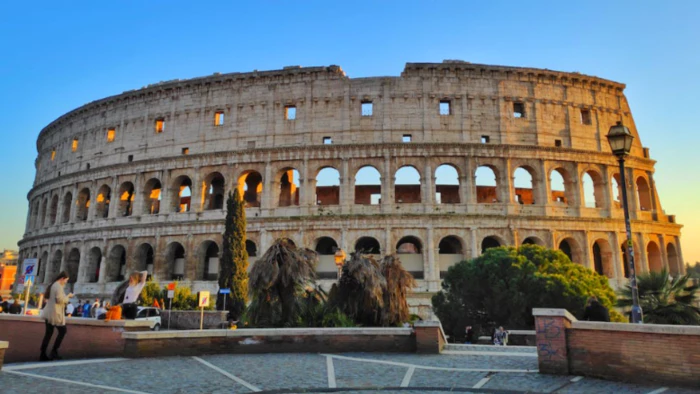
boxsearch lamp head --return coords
[607,121,634,157]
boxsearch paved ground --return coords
[0,345,696,393]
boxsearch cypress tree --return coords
[217,189,249,319]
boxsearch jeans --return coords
[122,303,138,319]
[40,321,67,354]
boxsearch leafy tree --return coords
[217,189,249,319]
[618,269,700,325]
[432,245,623,342]
[139,281,165,306]
[685,262,700,278]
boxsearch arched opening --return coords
[558,238,583,264]
[106,245,127,282]
[355,237,381,254]
[513,167,536,205]
[438,236,464,278]
[134,243,154,275]
[165,242,186,280]
[435,164,460,204]
[40,199,48,227]
[396,236,424,279]
[61,192,72,223]
[481,236,502,253]
[620,241,641,278]
[667,243,680,276]
[29,200,39,229]
[86,247,102,283]
[197,241,219,281]
[142,178,162,215]
[647,241,663,273]
[315,237,338,255]
[275,238,296,247]
[66,248,80,284]
[354,166,381,205]
[245,240,257,257]
[549,168,569,205]
[396,236,422,253]
[49,195,59,225]
[49,250,63,283]
[475,166,499,203]
[582,171,605,208]
[315,167,340,205]
[117,182,135,217]
[592,239,614,278]
[172,176,192,213]
[238,171,263,208]
[636,177,652,211]
[522,236,545,246]
[315,236,339,279]
[611,173,622,208]
[395,166,421,203]
[76,188,90,221]
[278,168,300,207]
[38,251,48,284]
[202,172,225,210]
[95,185,111,219]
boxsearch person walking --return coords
[121,271,148,319]
[81,300,91,318]
[90,298,100,318]
[40,271,73,361]
[583,296,610,322]
[493,326,508,346]
[65,302,75,317]
[465,326,475,344]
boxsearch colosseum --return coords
[17,61,684,316]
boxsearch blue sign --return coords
[25,275,35,285]
[219,288,231,294]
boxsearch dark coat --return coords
[9,302,22,314]
[583,301,610,322]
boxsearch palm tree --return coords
[618,269,700,325]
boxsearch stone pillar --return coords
[470,228,478,258]
[635,233,648,274]
[131,173,144,217]
[502,159,514,204]
[414,321,445,354]
[425,226,435,284]
[262,162,274,210]
[582,231,592,270]
[76,244,87,283]
[464,158,475,206]
[423,163,433,206]
[98,251,107,284]
[381,156,393,213]
[533,308,576,375]
[341,159,352,211]
[69,184,78,223]
[658,234,669,270]
[108,177,120,218]
[611,232,622,280]
[190,168,202,212]
[160,171,172,215]
[86,183,97,220]
[384,227,392,256]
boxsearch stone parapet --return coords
[0,341,7,370]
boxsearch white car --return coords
[135,306,162,331]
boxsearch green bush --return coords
[139,281,165,307]
[169,286,214,311]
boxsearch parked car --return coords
[136,306,162,331]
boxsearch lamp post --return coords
[607,121,643,324]
[334,248,346,280]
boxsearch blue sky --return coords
[1,1,698,264]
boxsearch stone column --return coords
[381,156,393,213]
[86,182,97,220]
[635,233,648,274]
[98,246,108,284]
[76,244,87,283]
[611,232,622,280]
[425,226,437,290]
[69,184,78,223]
[464,158,475,206]
[159,170,172,215]
[384,227,392,256]
[470,228,478,258]
[262,162,273,210]
[423,163,433,206]
[108,176,120,218]
[502,159,514,204]
[131,173,144,217]
[658,234,669,270]
[340,159,352,211]
[582,231,592,270]
[190,168,202,212]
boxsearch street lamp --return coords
[334,248,346,280]
[607,121,643,324]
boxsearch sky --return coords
[0,1,698,265]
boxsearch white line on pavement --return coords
[472,377,491,389]
[326,355,337,388]
[192,356,261,392]
[646,388,668,394]
[3,370,151,394]
[322,354,538,373]
[570,376,584,382]
[4,358,129,371]
[400,366,415,387]
[442,350,537,358]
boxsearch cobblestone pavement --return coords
[0,347,697,393]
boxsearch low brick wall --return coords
[533,308,700,388]
[0,315,152,363]
[160,310,228,330]
[0,341,7,370]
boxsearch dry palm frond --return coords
[332,251,387,326]
[380,255,417,326]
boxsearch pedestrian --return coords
[90,298,100,318]
[94,301,107,319]
[65,302,75,317]
[74,300,83,317]
[81,300,91,318]
[465,325,475,344]
[40,271,74,361]
[9,299,22,314]
[583,296,610,322]
[493,326,508,346]
[121,271,148,319]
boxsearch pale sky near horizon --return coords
[1,1,698,265]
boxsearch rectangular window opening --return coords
[323,137,332,145]
[71,138,79,152]
[247,141,256,149]
[285,106,296,120]
[182,147,189,155]
[481,135,490,144]
[51,149,56,161]
[439,100,451,116]
[127,155,134,162]
[107,128,116,143]
[155,119,165,133]
[214,111,225,126]
[513,102,525,118]
[580,109,592,125]
[86,163,90,170]
[555,139,562,147]
[361,101,373,116]
[402,134,412,143]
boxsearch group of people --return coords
[0,297,23,314]
[66,298,112,319]
[39,269,148,361]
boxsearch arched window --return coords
[49,195,59,225]
[646,241,662,273]
[592,239,614,278]
[395,166,421,203]
[66,248,80,284]
[558,238,582,264]
[87,247,102,283]
[396,236,422,254]
[142,178,162,215]
[481,236,502,253]
[198,241,220,281]
[95,185,111,219]
[475,166,498,203]
[107,245,127,282]
[76,188,90,221]
[522,237,545,246]
[611,173,622,208]
[166,242,186,280]
[315,237,338,255]
[549,169,568,204]
[134,243,154,274]
[62,192,73,223]
[667,243,680,276]
[245,240,258,257]
[117,182,135,217]
[203,172,225,210]
[636,177,652,211]
[355,237,381,254]
[355,166,382,205]
[49,250,63,283]
[396,236,424,279]
[238,171,263,208]
[38,251,48,284]
[513,167,536,205]
[278,168,300,207]
[171,176,192,213]
[438,236,464,278]
[316,167,340,205]
[40,198,48,227]
[435,164,460,204]
[582,171,605,208]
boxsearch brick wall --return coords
[0,341,7,370]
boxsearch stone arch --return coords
[196,240,220,281]
[142,178,162,215]
[513,166,537,205]
[38,251,49,284]
[40,198,48,227]
[646,241,663,273]
[355,236,381,254]
[396,236,422,253]
[277,167,300,207]
[522,236,546,246]
[581,170,605,208]
[396,235,424,279]
[49,194,59,225]
[134,243,155,273]
[481,235,504,253]
[86,247,102,283]
[620,240,642,278]
[315,167,340,205]
[202,172,225,211]
[315,236,338,255]
[611,173,622,208]
[245,240,258,257]
[237,170,263,208]
[475,165,499,203]
[354,165,381,205]
[95,184,111,219]
[117,182,135,217]
[636,176,652,211]
[592,238,614,278]
[438,235,464,278]
[48,250,63,283]
[395,166,421,204]
[76,188,90,221]
[29,199,39,229]
[106,245,127,282]
[171,175,192,213]
[666,243,681,276]
[558,237,583,264]
[435,164,460,204]
[549,167,572,205]
[165,242,186,280]
[61,192,72,223]
[66,248,80,284]
[315,236,339,279]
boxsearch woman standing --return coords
[121,271,148,319]
[40,271,73,361]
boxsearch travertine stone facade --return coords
[17,62,683,314]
